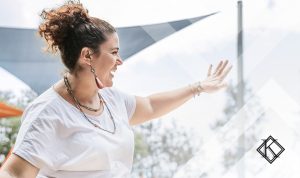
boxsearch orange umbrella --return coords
[0,102,23,118]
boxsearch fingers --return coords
[220,64,233,80]
[217,60,229,76]
[213,60,223,75]
[207,64,213,77]
[208,60,232,79]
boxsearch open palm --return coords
[201,60,233,93]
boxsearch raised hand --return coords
[200,60,233,93]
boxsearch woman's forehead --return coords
[101,33,119,50]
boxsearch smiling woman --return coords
[0,0,232,178]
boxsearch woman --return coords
[0,1,232,178]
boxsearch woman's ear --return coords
[79,47,92,66]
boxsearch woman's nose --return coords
[116,57,123,65]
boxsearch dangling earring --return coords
[90,65,104,89]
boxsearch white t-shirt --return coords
[13,87,136,178]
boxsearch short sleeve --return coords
[114,89,136,120]
[12,115,58,169]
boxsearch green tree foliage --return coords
[133,119,200,178]
[210,81,265,171]
[0,89,37,166]
[0,117,20,164]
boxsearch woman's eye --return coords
[112,51,118,55]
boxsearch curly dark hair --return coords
[38,0,116,72]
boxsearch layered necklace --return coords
[63,74,116,134]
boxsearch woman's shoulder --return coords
[100,86,118,94]
[21,87,63,123]
[15,88,63,144]
[100,87,131,99]
[99,87,119,100]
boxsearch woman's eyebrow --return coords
[110,47,119,51]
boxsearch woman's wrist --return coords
[189,81,205,98]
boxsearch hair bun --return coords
[37,0,116,72]
[38,0,90,52]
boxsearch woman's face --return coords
[92,32,123,87]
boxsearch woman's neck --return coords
[65,72,99,104]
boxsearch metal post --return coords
[237,1,245,178]
[237,1,244,108]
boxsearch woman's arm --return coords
[0,154,39,178]
[129,60,232,125]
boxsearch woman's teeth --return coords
[110,71,115,76]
